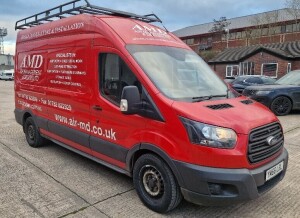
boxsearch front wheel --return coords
[270,96,292,116]
[133,154,182,213]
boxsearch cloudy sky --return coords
[1,0,287,55]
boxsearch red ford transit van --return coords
[15,0,288,213]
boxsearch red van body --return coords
[15,2,288,213]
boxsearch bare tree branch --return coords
[209,17,231,33]
[285,0,300,31]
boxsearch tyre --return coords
[133,154,182,213]
[270,96,292,116]
[24,117,45,147]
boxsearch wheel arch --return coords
[17,109,34,132]
[126,143,184,187]
[272,94,294,106]
[271,94,294,109]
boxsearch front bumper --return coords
[174,148,288,206]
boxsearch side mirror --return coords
[120,86,140,114]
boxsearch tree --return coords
[209,17,231,33]
[262,10,280,43]
[286,0,300,13]
[198,50,220,62]
[249,10,280,45]
[250,15,265,44]
[209,17,231,48]
[285,0,300,32]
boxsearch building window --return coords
[229,32,236,40]
[226,65,239,77]
[207,37,212,45]
[293,23,300,32]
[281,25,286,33]
[262,28,269,36]
[186,38,194,45]
[239,62,254,75]
[251,29,261,38]
[287,63,292,73]
[274,26,281,34]
[286,24,293,33]
[221,34,226,41]
[269,26,281,35]
[236,32,242,39]
[241,31,247,38]
[261,63,278,78]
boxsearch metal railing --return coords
[15,0,162,30]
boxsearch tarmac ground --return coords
[0,80,299,218]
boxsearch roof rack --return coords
[15,0,162,30]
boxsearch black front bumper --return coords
[174,148,288,206]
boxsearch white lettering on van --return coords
[20,22,85,40]
[132,24,170,39]
[21,55,43,69]
[54,114,117,141]
[17,100,42,112]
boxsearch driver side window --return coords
[99,53,139,105]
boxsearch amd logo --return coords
[21,55,43,69]
[133,24,167,34]
[132,24,170,38]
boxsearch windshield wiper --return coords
[192,94,227,102]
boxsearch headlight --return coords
[256,90,272,95]
[180,117,237,149]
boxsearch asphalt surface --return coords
[0,80,300,218]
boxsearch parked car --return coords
[0,69,14,81]
[243,70,300,115]
[224,77,235,84]
[230,75,276,93]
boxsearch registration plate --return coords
[266,161,284,181]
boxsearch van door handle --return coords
[92,105,102,111]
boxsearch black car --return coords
[243,70,300,116]
[224,77,235,84]
[230,75,276,93]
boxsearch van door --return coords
[90,48,146,169]
[45,47,93,156]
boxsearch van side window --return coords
[99,53,139,104]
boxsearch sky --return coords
[0,0,287,55]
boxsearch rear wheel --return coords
[270,96,292,116]
[133,154,182,213]
[24,117,45,147]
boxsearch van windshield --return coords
[127,45,229,102]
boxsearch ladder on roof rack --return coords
[15,0,162,30]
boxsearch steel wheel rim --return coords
[28,125,35,141]
[142,165,164,197]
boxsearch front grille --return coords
[206,103,233,110]
[248,123,283,164]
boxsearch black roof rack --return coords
[15,0,162,30]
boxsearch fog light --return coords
[208,183,222,195]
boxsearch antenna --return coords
[0,28,7,54]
